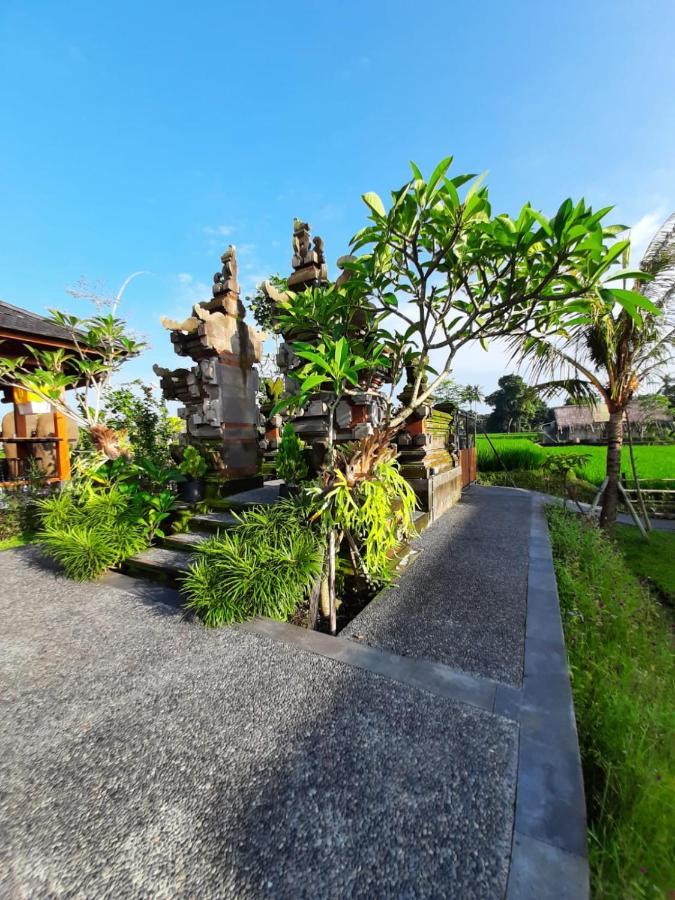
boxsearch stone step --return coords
[190,510,239,532]
[162,530,213,551]
[412,510,429,533]
[125,546,193,581]
[209,480,282,511]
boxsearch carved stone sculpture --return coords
[288,219,328,289]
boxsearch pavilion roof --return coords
[0,300,81,348]
[552,401,672,428]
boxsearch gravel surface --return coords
[343,485,530,686]
[1,546,518,899]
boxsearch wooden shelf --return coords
[1,437,62,443]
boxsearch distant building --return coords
[542,401,672,444]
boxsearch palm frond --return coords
[638,212,675,310]
[532,378,597,402]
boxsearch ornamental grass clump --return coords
[36,487,149,580]
[182,498,323,627]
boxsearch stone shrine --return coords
[154,245,264,492]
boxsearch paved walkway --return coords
[0,486,587,898]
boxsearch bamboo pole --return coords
[624,412,651,533]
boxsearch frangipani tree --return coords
[0,275,146,459]
[269,157,658,626]
[340,157,655,427]
[511,213,674,527]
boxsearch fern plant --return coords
[182,499,323,627]
[324,457,417,582]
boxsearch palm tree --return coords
[512,213,675,528]
[460,384,484,414]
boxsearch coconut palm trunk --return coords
[600,409,624,528]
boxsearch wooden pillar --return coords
[54,411,71,482]
[13,399,28,479]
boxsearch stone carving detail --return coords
[212,245,238,296]
[287,219,328,290]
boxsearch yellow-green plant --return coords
[325,457,416,581]
[276,424,309,485]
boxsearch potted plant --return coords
[177,444,207,502]
[277,424,309,497]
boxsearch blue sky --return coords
[2,0,674,405]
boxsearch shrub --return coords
[276,424,309,484]
[39,524,122,580]
[182,499,323,627]
[478,468,598,503]
[178,444,207,480]
[36,487,150,579]
[0,491,33,542]
[104,380,181,468]
[547,506,674,897]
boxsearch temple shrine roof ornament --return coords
[288,219,328,290]
[159,245,264,364]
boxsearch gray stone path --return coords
[0,486,587,898]
[343,487,531,686]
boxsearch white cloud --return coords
[203,224,235,238]
[628,207,667,267]
[173,273,211,309]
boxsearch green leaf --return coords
[552,198,573,237]
[603,269,653,284]
[527,208,553,236]
[441,177,460,209]
[425,156,453,201]
[362,192,386,218]
[464,171,487,202]
[294,349,331,371]
[299,374,326,393]
[409,161,424,181]
[450,173,477,189]
[603,288,661,316]
[600,239,630,268]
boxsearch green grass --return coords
[477,434,675,486]
[547,506,674,898]
[477,435,545,472]
[478,468,598,503]
[0,533,32,551]
[613,525,675,606]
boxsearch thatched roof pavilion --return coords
[0,300,85,484]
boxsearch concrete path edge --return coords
[506,493,589,899]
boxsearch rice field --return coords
[477,434,675,486]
